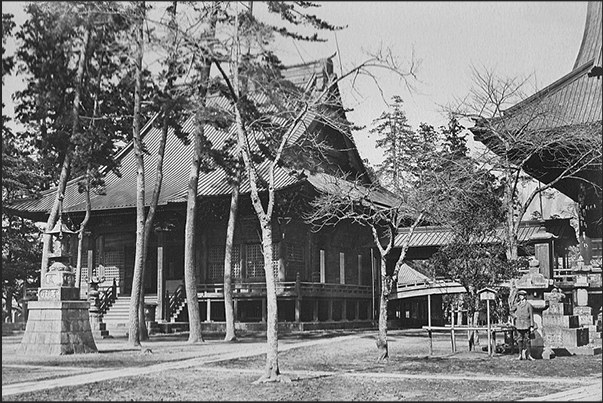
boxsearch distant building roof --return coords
[393,218,578,249]
[391,263,466,300]
[469,2,602,239]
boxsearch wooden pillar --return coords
[157,233,165,322]
[199,227,206,282]
[313,299,319,322]
[427,293,432,327]
[327,299,333,321]
[206,299,211,322]
[87,250,94,283]
[295,299,301,323]
[341,299,347,321]
[451,308,457,352]
[234,299,239,322]
[355,300,360,320]
[295,272,301,323]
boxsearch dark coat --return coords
[511,299,535,330]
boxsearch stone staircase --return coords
[170,299,187,323]
[101,296,130,336]
[101,295,159,336]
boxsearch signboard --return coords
[479,291,496,301]
[478,287,497,301]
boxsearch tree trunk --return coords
[6,288,13,323]
[376,257,389,362]
[182,1,218,345]
[137,0,180,340]
[261,219,280,379]
[75,170,92,293]
[503,176,519,261]
[128,1,145,348]
[41,19,91,282]
[223,169,241,342]
[183,133,204,343]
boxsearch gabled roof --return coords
[393,218,578,249]
[7,57,385,221]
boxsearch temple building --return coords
[7,57,398,334]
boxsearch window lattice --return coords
[232,246,241,278]
[208,246,225,280]
[272,245,279,280]
[246,244,264,278]
[287,243,304,261]
[286,243,304,278]
[246,244,279,279]
[95,250,124,268]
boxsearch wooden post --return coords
[206,299,211,323]
[370,248,375,320]
[428,329,433,356]
[313,299,319,322]
[427,293,432,327]
[487,299,492,356]
[327,299,333,321]
[295,299,301,323]
[157,235,165,321]
[295,272,301,323]
[451,309,456,352]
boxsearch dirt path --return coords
[2,332,601,401]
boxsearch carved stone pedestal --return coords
[542,294,594,356]
[18,299,98,355]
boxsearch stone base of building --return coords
[18,300,98,355]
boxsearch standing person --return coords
[510,289,535,360]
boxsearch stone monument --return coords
[541,287,593,356]
[88,275,110,339]
[19,204,98,355]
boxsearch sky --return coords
[2,1,588,168]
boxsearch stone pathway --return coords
[2,332,601,401]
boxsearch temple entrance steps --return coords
[101,295,158,336]
[169,300,187,323]
[101,296,130,335]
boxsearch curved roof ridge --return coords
[573,1,602,70]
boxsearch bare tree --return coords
[451,66,602,261]
[128,0,146,348]
[306,107,498,360]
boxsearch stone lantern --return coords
[40,216,78,299]
[19,197,98,355]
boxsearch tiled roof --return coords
[573,2,602,70]
[471,2,602,209]
[502,1,602,131]
[7,57,379,219]
[393,218,577,248]
[396,263,430,285]
[305,171,400,209]
[392,263,467,299]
